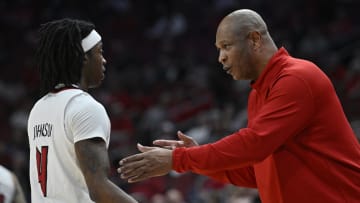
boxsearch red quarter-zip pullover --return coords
[173,48,360,203]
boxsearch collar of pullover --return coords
[251,47,289,92]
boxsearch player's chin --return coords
[98,74,105,83]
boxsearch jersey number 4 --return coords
[36,146,48,197]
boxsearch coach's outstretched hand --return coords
[153,131,199,149]
[118,143,172,183]
[118,131,197,183]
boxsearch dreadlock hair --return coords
[36,18,95,95]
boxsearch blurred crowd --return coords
[0,0,359,202]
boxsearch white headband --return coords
[81,30,101,52]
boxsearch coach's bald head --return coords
[220,9,268,38]
[215,9,278,80]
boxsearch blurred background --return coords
[0,0,359,202]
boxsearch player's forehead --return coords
[95,42,103,48]
[89,42,103,51]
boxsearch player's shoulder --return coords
[74,91,102,104]
[33,88,84,107]
[67,92,107,115]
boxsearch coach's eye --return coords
[223,44,231,50]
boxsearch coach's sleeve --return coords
[204,165,257,188]
[173,75,314,173]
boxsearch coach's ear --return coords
[248,31,262,51]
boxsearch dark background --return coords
[0,0,359,202]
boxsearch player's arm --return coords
[68,95,137,202]
[11,173,27,203]
[75,138,137,203]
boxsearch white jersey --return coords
[0,165,15,203]
[27,88,110,203]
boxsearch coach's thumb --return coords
[177,131,191,142]
[137,143,155,153]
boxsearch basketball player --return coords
[27,18,137,203]
[0,165,27,203]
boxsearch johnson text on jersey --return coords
[33,123,53,140]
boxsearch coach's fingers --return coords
[119,153,142,166]
[152,131,192,148]
[128,173,152,183]
[177,131,198,147]
[161,146,175,150]
[117,157,144,175]
[177,131,190,142]
[153,139,179,148]
[119,163,146,180]
[119,144,156,166]
[137,143,157,153]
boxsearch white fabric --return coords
[0,165,15,203]
[28,89,110,203]
[81,30,101,52]
[64,92,110,146]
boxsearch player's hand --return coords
[153,130,199,149]
[118,143,172,183]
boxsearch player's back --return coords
[27,88,95,203]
